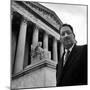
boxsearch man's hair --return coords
[59,24,75,37]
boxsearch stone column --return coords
[14,18,27,74]
[11,10,14,74]
[32,25,39,46]
[53,38,58,63]
[43,32,48,50]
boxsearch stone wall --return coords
[12,59,56,89]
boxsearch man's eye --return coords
[67,31,72,35]
[61,33,65,36]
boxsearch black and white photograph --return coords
[11,0,87,89]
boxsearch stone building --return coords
[11,1,63,89]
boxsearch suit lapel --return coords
[56,51,65,83]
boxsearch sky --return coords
[40,2,87,45]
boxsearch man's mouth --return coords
[64,36,71,40]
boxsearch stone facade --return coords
[12,59,56,88]
[11,1,63,89]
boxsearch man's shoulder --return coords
[73,44,87,54]
[76,44,87,49]
[76,44,87,55]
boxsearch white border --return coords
[0,0,89,90]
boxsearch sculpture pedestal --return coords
[11,59,56,89]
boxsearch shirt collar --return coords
[65,44,74,53]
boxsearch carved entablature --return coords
[24,1,62,31]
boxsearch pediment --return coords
[25,2,63,31]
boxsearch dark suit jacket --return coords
[56,45,87,86]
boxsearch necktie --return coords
[63,50,70,66]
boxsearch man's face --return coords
[60,26,76,49]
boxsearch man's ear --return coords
[73,33,75,38]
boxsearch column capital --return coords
[44,31,48,35]
[11,8,16,20]
[22,17,28,24]
[11,8,16,15]
[53,37,57,41]
[21,16,29,25]
[34,24,40,30]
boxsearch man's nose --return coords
[64,33,68,37]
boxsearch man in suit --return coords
[56,24,87,86]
